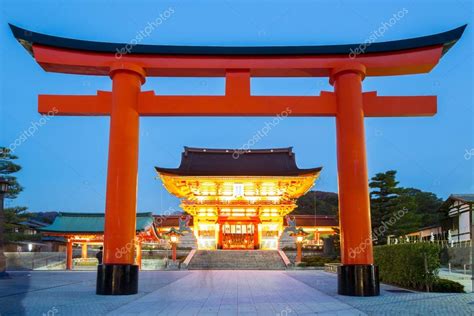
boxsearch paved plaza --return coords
[0,270,473,315]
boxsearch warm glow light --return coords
[160,175,318,251]
[260,238,278,250]
[199,224,215,230]
[197,237,216,250]
[264,224,279,231]
[233,183,244,197]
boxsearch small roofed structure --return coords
[280,215,338,250]
[40,212,160,269]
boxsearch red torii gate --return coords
[10,24,465,296]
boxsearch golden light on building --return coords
[156,147,321,250]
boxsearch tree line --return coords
[294,170,444,244]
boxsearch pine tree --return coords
[0,147,23,198]
[369,170,401,244]
[0,147,25,277]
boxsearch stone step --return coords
[177,232,198,249]
[188,250,286,270]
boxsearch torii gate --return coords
[10,24,465,296]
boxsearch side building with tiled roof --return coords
[440,194,474,243]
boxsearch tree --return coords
[4,206,28,225]
[399,188,443,227]
[0,147,24,278]
[293,191,338,216]
[369,170,402,244]
[369,171,444,243]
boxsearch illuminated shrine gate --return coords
[155,147,321,251]
[9,23,465,297]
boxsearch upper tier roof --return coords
[10,23,466,57]
[155,147,322,177]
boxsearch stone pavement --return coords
[0,270,472,315]
[286,270,474,315]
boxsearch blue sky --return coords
[0,0,472,214]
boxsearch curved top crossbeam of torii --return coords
[9,24,467,117]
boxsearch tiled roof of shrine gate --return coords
[155,147,322,177]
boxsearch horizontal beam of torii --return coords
[9,23,466,297]
[39,71,436,117]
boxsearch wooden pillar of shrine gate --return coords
[81,243,88,259]
[331,63,379,296]
[253,223,259,249]
[136,241,142,269]
[96,63,145,295]
[66,240,73,270]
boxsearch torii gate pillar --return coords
[332,64,378,295]
[96,64,145,295]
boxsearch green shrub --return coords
[432,279,465,293]
[74,261,97,266]
[374,243,440,291]
[302,255,339,267]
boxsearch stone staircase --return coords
[278,230,296,250]
[178,231,198,249]
[187,250,287,270]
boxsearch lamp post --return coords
[0,177,10,279]
[292,230,308,265]
[170,234,178,262]
[166,230,181,262]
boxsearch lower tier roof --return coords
[40,212,154,234]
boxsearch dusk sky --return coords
[0,0,472,214]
